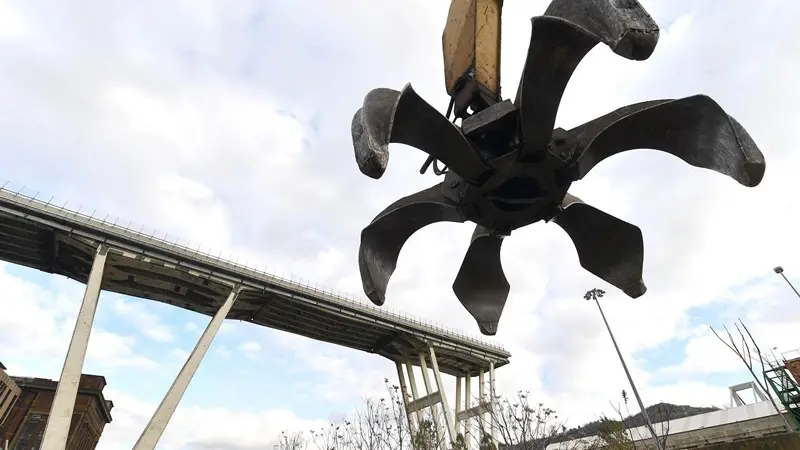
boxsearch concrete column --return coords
[406,360,424,424]
[419,353,445,448]
[40,245,108,450]
[429,347,456,444]
[489,362,497,445]
[479,368,486,435]
[465,373,472,450]
[132,285,242,450]
[396,361,416,431]
[455,376,462,436]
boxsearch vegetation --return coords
[274,380,716,450]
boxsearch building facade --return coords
[0,374,113,450]
[786,357,800,385]
[0,362,22,439]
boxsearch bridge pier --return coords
[39,242,241,450]
[455,364,496,450]
[132,285,242,450]
[40,245,108,450]
[396,346,498,450]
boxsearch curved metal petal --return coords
[569,96,766,187]
[516,1,659,159]
[553,193,646,298]
[359,183,465,306]
[515,17,598,157]
[351,84,489,181]
[544,0,659,61]
[452,225,509,336]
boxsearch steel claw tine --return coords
[452,225,509,336]
[352,84,489,182]
[568,96,766,187]
[544,0,659,61]
[554,193,646,298]
[516,0,659,160]
[359,183,465,306]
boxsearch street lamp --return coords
[773,266,800,300]
[585,288,664,450]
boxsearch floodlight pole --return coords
[585,288,664,450]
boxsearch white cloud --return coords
[99,390,327,450]
[238,341,262,360]
[0,0,799,448]
[0,264,158,376]
[111,296,175,343]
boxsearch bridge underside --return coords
[0,206,507,376]
[0,187,512,450]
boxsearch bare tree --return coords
[274,431,306,450]
[483,390,569,450]
[709,318,791,430]
[289,381,570,450]
[309,422,344,450]
[411,419,441,450]
[591,416,636,450]
[308,378,458,450]
[607,393,673,449]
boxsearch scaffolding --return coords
[763,351,800,432]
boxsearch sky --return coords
[0,0,799,449]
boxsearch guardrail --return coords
[0,180,508,353]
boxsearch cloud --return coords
[238,341,262,360]
[0,0,799,448]
[99,390,328,450]
[111,297,175,343]
[0,264,158,376]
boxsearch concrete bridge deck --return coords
[0,186,510,376]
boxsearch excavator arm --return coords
[442,0,503,118]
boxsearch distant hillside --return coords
[559,402,720,441]
[502,402,720,450]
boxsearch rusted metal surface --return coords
[351,0,766,335]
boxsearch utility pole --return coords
[585,288,665,450]
[773,266,800,300]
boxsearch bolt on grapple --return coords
[350,0,765,336]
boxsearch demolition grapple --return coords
[350,0,765,335]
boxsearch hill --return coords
[500,402,721,450]
[558,402,720,441]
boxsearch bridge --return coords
[0,185,510,450]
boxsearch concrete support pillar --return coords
[429,347,456,444]
[396,361,416,431]
[406,360,424,424]
[455,376,462,437]
[489,362,497,445]
[464,373,472,450]
[132,285,242,450]
[419,353,445,448]
[479,368,487,436]
[40,245,108,450]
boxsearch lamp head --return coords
[584,288,606,301]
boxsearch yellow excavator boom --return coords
[442,0,503,116]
